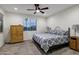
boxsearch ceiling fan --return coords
[26,4,48,14]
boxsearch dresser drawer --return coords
[70,39,76,50]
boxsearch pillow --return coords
[55,29,68,35]
[49,29,57,34]
[48,26,68,35]
[53,26,64,35]
[46,26,52,32]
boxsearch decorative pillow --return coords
[48,26,68,35]
[53,26,63,35]
[49,29,57,34]
[46,26,51,32]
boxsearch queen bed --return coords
[32,26,70,53]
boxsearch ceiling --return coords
[0,4,75,17]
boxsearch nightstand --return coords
[69,36,79,51]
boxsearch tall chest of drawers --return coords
[10,25,23,43]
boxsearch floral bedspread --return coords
[33,33,69,53]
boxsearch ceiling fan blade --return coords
[40,7,48,10]
[38,7,40,10]
[27,9,35,11]
[40,11,44,14]
[34,12,36,14]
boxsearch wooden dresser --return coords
[10,25,23,43]
[69,36,79,51]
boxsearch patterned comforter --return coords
[33,33,69,53]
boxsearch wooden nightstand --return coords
[69,36,79,51]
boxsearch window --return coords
[24,18,37,31]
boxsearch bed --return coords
[32,26,70,53]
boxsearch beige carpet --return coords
[0,40,79,55]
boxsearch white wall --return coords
[0,8,4,47]
[47,5,79,36]
[4,5,79,42]
[4,12,46,42]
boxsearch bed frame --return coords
[33,28,70,54]
[33,39,69,54]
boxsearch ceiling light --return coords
[14,8,18,11]
[36,10,40,13]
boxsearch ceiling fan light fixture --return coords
[27,4,48,14]
[36,10,40,13]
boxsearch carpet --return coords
[0,40,79,55]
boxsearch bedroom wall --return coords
[4,12,46,41]
[47,5,79,36]
[0,8,5,47]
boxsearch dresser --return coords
[69,36,79,51]
[10,25,23,43]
